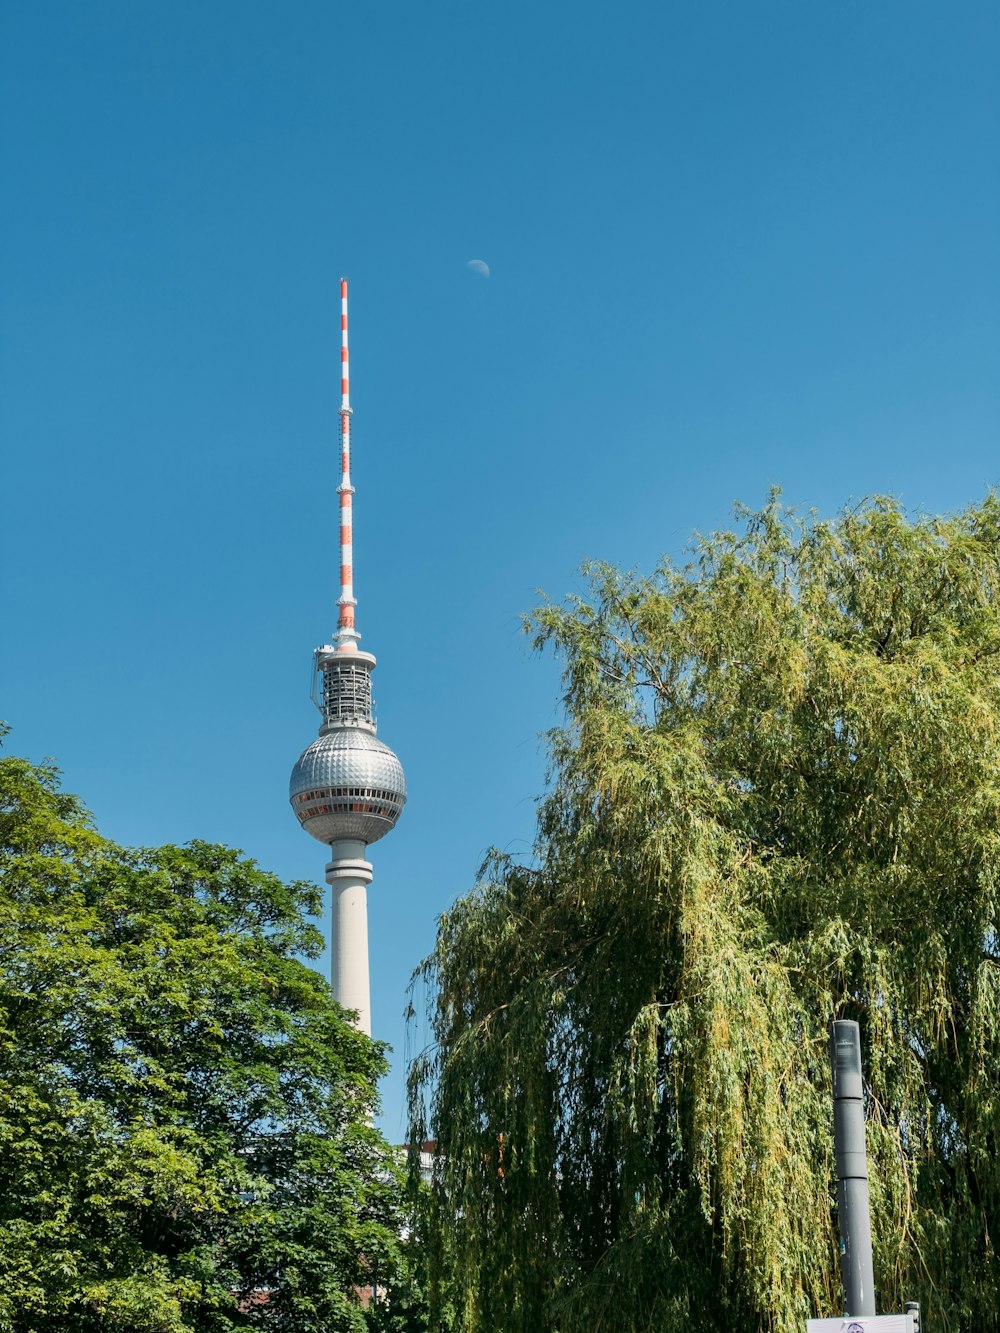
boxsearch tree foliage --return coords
[0,737,406,1332]
[409,495,1000,1332]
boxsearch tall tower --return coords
[289,279,406,1036]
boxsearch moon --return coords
[466,259,490,278]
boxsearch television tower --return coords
[289,279,406,1036]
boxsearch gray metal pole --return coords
[829,1019,876,1317]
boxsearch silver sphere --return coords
[289,727,406,846]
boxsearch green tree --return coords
[409,495,1000,1332]
[0,736,406,1332]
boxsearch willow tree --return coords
[408,495,1000,1333]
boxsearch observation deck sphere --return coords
[289,727,406,846]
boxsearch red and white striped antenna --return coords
[335,277,361,650]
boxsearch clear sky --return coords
[2,1,998,1137]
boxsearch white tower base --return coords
[326,839,374,1036]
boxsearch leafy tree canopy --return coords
[0,734,405,1332]
[409,495,1000,1333]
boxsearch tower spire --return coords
[336,277,359,650]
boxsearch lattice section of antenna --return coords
[317,656,375,731]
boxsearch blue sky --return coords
[2,1,998,1136]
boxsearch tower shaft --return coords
[327,839,373,1036]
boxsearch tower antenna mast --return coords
[336,277,359,650]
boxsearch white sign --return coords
[807,1318,913,1333]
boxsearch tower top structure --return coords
[290,277,406,846]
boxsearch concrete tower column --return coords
[326,839,374,1036]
